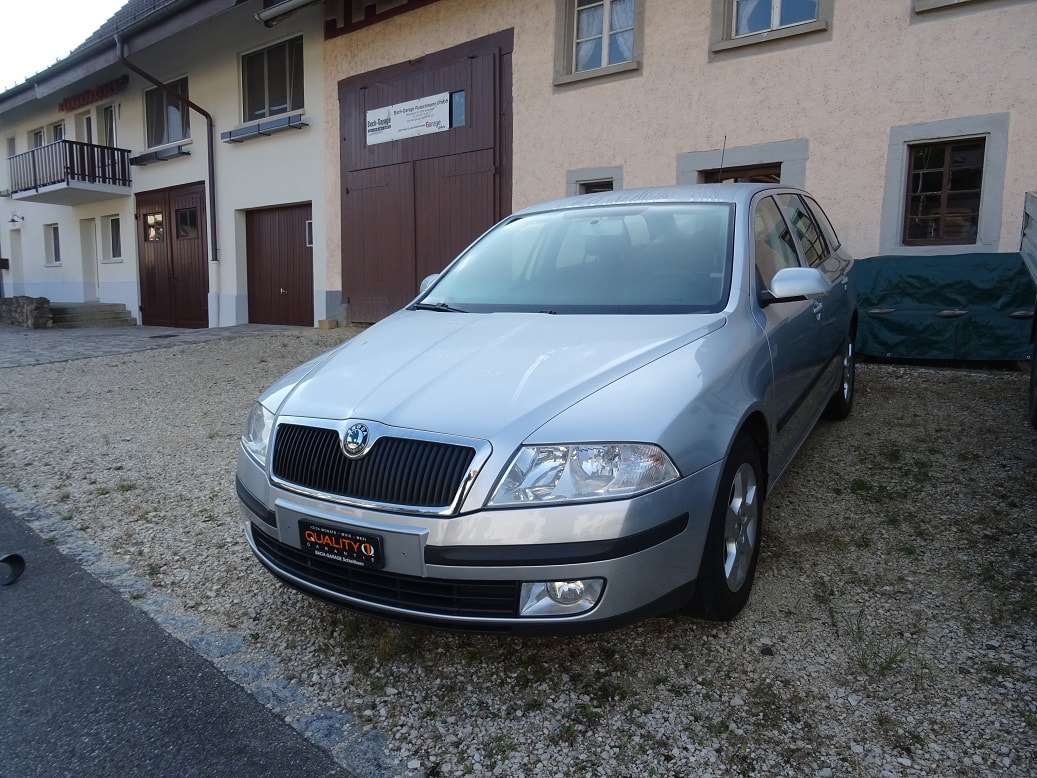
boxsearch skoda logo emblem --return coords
[342,423,370,458]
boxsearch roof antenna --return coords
[717,135,727,183]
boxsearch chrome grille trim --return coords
[269,418,490,515]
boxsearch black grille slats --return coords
[272,423,476,508]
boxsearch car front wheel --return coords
[687,435,764,621]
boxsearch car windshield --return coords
[416,203,734,314]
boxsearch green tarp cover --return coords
[851,253,1036,361]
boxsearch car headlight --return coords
[242,401,275,465]
[488,443,679,506]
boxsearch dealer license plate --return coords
[298,520,384,570]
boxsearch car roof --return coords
[513,183,796,217]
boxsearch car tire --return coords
[822,333,855,421]
[686,435,764,622]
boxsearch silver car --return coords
[238,184,856,633]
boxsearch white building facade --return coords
[0,0,330,327]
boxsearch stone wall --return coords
[0,296,52,328]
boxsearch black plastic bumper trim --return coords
[236,477,276,528]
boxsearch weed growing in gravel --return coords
[843,609,910,679]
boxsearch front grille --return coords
[272,424,476,508]
[251,529,520,618]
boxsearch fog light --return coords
[547,580,585,604]
[518,578,604,617]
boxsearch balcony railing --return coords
[8,140,131,201]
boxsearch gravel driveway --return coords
[1,327,1034,777]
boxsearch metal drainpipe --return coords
[114,36,221,323]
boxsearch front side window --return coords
[903,138,985,246]
[734,0,817,36]
[753,196,800,289]
[50,122,65,142]
[145,78,190,148]
[242,37,304,122]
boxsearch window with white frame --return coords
[710,0,832,53]
[50,122,65,142]
[574,0,634,71]
[100,104,117,147]
[242,36,304,122]
[30,128,44,149]
[103,215,123,262]
[554,0,643,85]
[733,0,816,36]
[45,224,61,265]
[145,77,190,148]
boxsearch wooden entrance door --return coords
[339,30,512,323]
[136,183,208,328]
[246,204,314,326]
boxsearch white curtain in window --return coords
[609,0,634,62]
[735,0,767,36]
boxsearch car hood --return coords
[275,311,725,440]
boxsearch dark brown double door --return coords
[339,30,513,323]
[246,204,314,326]
[136,183,208,328]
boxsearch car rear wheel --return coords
[1029,336,1037,430]
[687,435,763,621]
[823,333,855,421]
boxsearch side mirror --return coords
[419,274,439,294]
[761,267,831,306]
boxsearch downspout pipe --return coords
[114,35,221,321]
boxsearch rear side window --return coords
[802,195,842,252]
[753,196,801,288]
[776,193,828,267]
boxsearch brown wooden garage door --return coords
[339,30,512,323]
[135,182,208,328]
[246,204,314,326]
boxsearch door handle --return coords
[280,287,287,295]
[812,300,823,320]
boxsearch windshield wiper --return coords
[413,302,467,313]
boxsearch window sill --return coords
[221,113,308,143]
[553,59,640,87]
[913,0,988,12]
[711,19,828,53]
[130,144,192,166]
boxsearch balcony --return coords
[8,140,132,205]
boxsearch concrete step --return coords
[49,302,136,328]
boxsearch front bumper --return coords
[238,447,723,634]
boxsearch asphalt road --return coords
[0,501,354,778]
